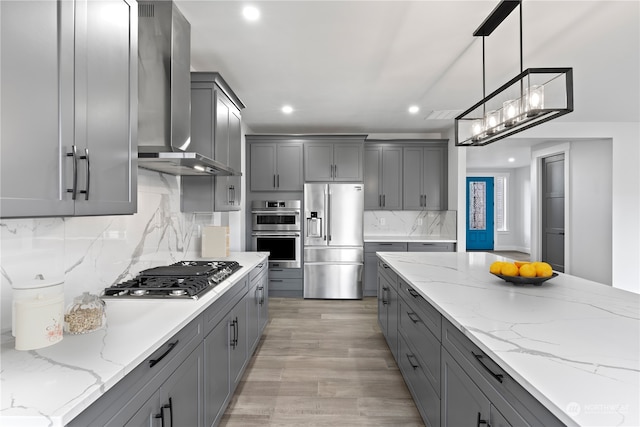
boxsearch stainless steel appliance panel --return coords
[251,200,301,231]
[303,263,362,299]
[304,247,362,263]
[303,183,364,299]
[303,183,327,246]
[252,231,301,269]
[327,183,363,246]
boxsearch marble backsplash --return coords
[364,210,456,238]
[0,169,232,334]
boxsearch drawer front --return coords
[398,334,441,427]
[442,319,564,427]
[249,260,268,282]
[398,278,441,340]
[365,242,408,252]
[407,242,454,252]
[398,298,441,395]
[269,267,303,279]
[269,278,302,291]
[378,259,398,291]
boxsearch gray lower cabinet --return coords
[378,261,563,427]
[125,344,204,427]
[71,262,268,427]
[247,261,269,353]
[441,349,509,427]
[377,259,398,360]
[204,277,249,427]
[304,138,364,182]
[403,145,447,210]
[268,267,303,298]
[248,140,304,191]
[69,311,204,427]
[182,72,244,212]
[364,243,407,296]
[365,242,453,296]
[364,145,403,210]
[0,0,137,218]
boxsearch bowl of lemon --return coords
[489,261,558,285]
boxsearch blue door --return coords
[466,177,494,250]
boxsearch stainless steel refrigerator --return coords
[303,183,364,299]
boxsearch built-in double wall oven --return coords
[251,200,301,268]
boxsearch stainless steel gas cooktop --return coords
[102,261,242,300]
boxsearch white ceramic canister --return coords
[13,281,64,350]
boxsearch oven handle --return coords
[252,232,301,237]
[251,210,300,215]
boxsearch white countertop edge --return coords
[0,252,269,427]
[364,235,457,243]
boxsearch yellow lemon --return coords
[500,262,519,276]
[489,261,504,274]
[519,264,537,278]
[535,262,553,277]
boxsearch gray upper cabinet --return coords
[249,140,303,191]
[403,144,447,210]
[304,137,364,182]
[0,0,138,218]
[364,145,402,210]
[182,72,244,212]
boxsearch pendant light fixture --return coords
[455,0,573,146]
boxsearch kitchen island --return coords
[378,251,639,426]
[0,252,268,427]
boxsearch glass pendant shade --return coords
[502,98,520,126]
[485,109,501,134]
[524,84,544,116]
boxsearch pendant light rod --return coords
[473,0,521,37]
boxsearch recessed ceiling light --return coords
[242,6,260,21]
[408,105,420,114]
[282,105,293,114]
[508,157,515,163]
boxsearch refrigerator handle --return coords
[326,191,331,241]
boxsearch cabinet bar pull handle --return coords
[406,353,419,370]
[155,409,165,427]
[164,397,173,427]
[258,286,265,305]
[472,352,504,383]
[149,340,179,368]
[407,288,420,298]
[379,194,382,207]
[407,312,422,324]
[66,145,78,200]
[273,174,276,188]
[381,286,389,305]
[477,412,491,427]
[79,148,90,200]
[277,174,280,187]
[334,164,337,177]
[382,194,385,207]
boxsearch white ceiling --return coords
[174,0,640,168]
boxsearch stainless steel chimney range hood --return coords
[137,0,240,177]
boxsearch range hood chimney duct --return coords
[137,0,239,176]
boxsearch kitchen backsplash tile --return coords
[364,210,456,238]
[0,169,222,333]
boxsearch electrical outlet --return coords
[379,217,386,226]
[417,218,423,225]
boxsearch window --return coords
[495,176,508,231]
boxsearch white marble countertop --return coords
[0,252,268,427]
[364,235,457,243]
[377,251,639,427]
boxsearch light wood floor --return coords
[220,297,425,426]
